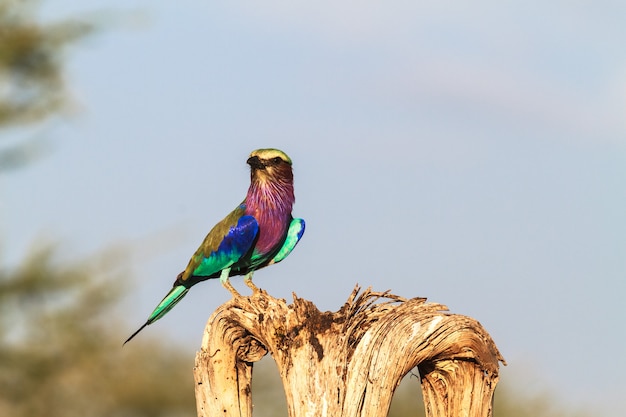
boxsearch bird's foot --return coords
[219,268,241,298]
[244,278,261,295]
[243,272,261,295]
[222,279,242,298]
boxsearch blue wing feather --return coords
[191,215,259,277]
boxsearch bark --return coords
[193,286,506,417]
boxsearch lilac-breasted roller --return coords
[124,148,305,344]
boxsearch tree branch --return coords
[194,285,505,417]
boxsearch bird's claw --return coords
[244,278,261,295]
[222,280,242,298]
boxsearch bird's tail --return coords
[123,284,189,345]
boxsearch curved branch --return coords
[194,285,505,417]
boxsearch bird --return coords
[124,148,305,344]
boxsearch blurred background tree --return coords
[0,1,196,416]
[0,0,90,126]
[0,245,196,417]
[0,0,94,171]
[0,1,592,416]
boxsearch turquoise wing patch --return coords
[271,218,305,264]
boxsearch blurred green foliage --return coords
[0,0,95,172]
[0,3,197,416]
[0,0,93,127]
[0,244,196,417]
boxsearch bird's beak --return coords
[247,156,266,170]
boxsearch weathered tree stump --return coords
[193,286,506,417]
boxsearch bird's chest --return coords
[247,207,289,254]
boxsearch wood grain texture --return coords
[193,286,505,417]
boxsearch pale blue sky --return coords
[3,1,626,415]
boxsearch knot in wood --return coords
[234,334,267,362]
[222,320,268,363]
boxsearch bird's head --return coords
[247,148,294,184]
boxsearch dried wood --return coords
[193,285,505,417]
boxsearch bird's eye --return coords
[272,157,282,164]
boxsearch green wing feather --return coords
[146,285,189,323]
[270,218,305,264]
[123,285,189,345]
